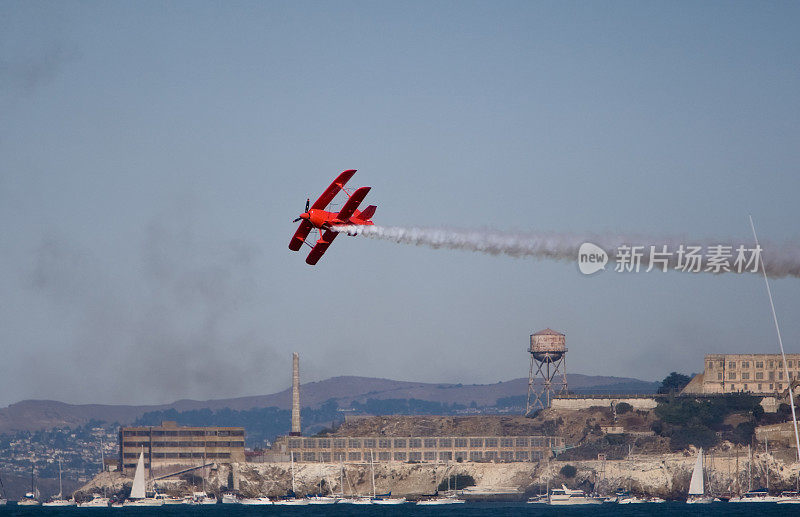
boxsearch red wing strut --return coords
[310,169,356,210]
[288,220,314,251]
[336,186,371,221]
[305,230,339,265]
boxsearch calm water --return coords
[0,502,793,517]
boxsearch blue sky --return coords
[1,1,798,406]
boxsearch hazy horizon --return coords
[2,2,798,407]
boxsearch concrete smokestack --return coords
[290,352,301,436]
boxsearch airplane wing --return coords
[336,186,371,222]
[288,220,314,251]
[305,229,339,265]
[310,169,357,210]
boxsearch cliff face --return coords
[77,448,800,501]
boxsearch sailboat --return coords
[123,450,163,506]
[16,467,40,506]
[337,461,366,504]
[368,452,406,504]
[306,476,338,504]
[686,449,713,504]
[273,452,309,505]
[418,467,465,505]
[79,439,112,507]
[43,458,77,506]
[192,452,217,504]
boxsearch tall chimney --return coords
[290,352,301,436]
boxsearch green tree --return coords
[615,402,633,414]
[657,372,693,394]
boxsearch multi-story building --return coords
[272,434,562,463]
[701,354,800,394]
[118,421,245,476]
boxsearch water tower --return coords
[526,328,568,415]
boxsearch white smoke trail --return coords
[333,225,800,279]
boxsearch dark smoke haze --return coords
[29,209,274,405]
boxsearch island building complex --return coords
[268,352,564,463]
[272,434,563,463]
[118,421,245,475]
[687,353,800,395]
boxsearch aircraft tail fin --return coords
[359,205,377,220]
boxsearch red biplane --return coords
[289,169,376,265]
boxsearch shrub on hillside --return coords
[615,402,633,415]
[560,464,577,478]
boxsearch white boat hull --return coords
[373,497,407,504]
[273,498,309,505]
[78,499,111,508]
[686,496,714,504]
[240,497,272,505]
[123,498,164,507]
[417,498,465,505]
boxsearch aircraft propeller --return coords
[292,199,311,223]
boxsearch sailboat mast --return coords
[750,216,800,463]
[290,452,296,495]
[748,444,752,492]
[370,451,376,498]
[58,458,63,498]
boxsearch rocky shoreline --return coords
[77,446,800,501]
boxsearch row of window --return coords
[722,371,787,381]
[123,429,244,437]
[728,383,782,392]
[709,359,799,370]
[287,437,557,449]
[122,441,245,448]
[292,450,546,462]
[123,452,231,459]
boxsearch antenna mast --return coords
[749,215,800,461]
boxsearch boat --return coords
[273,497,310,505]
[418,493,466,505]
[616,489,646,504]
[240,497,272,505]
[373,496,407,504]
[617,495,646,504]
[347,496,375,505]
[419,467,465,505]
[193,491,217,504]
[156,494,190,505]
[78,494,111,507]
[686,449,714,504]
[745,224,800,505]
[43,458,77,506]
[307,495,339,504]
[221,492,241,504]
[273,452,308,505]
[729,489,781,503]
[548,485,603,505]
[17,468,40,506]
[122,449,164,507]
